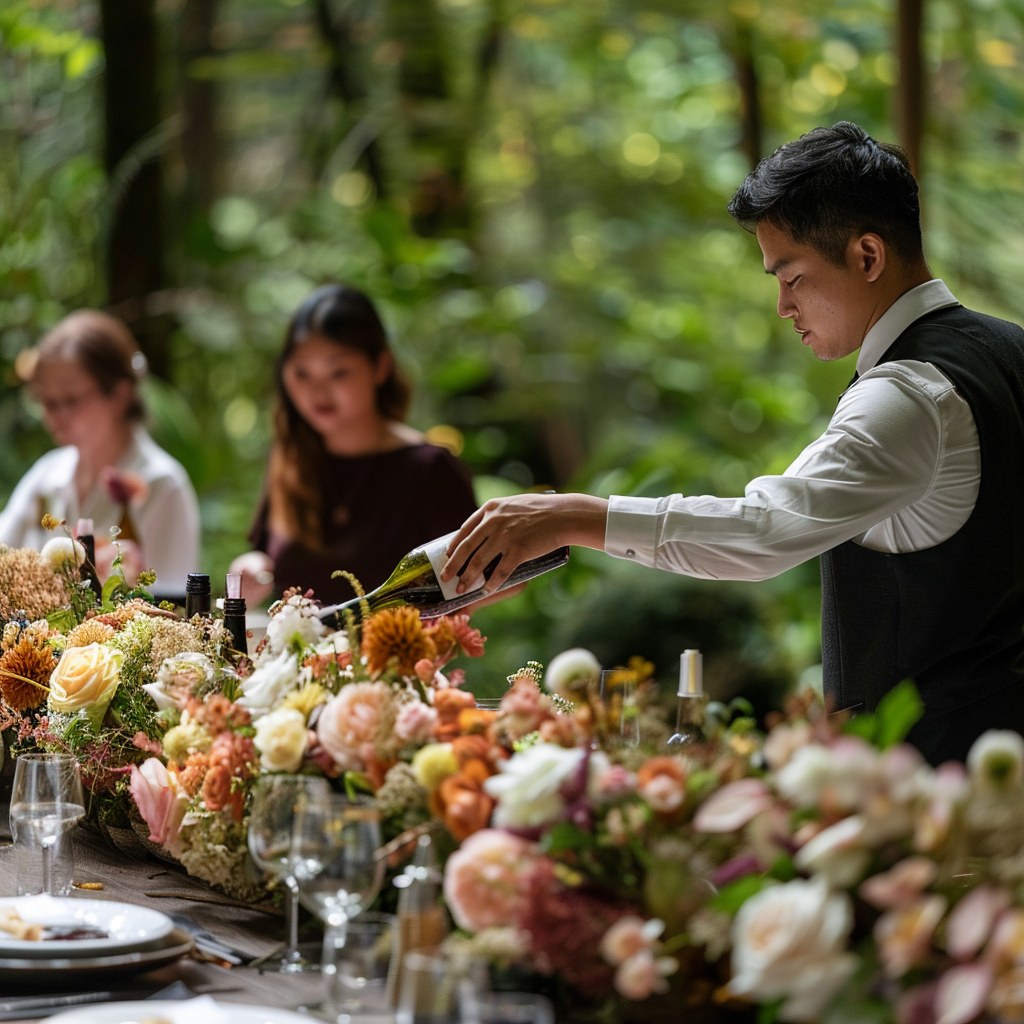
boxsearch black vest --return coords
[820,304,1024,763]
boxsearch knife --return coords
[0,990,116,1021]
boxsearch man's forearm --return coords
[555,493,608,550]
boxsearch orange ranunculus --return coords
[202,764,232,811]
[636,756,688,815]
[434,688,477,742]
[438,772,494,842]
[457,707,497,735]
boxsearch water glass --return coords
[322,912,395,1022]
[397,950,487,1024]
[461,993,555,1024]
[247,773,330,973]
[9,753,85,895]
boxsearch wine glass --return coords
[9,753,85,895]
[247,773,330,973]
[599,669,640,748]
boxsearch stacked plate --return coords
[0,894,193,984]
[47,996,316,1024]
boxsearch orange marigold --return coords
[362,606,436,677]
[0,636,56,712]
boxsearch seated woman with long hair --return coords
[233,285,477,605]
[0,310,200,598]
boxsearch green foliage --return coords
[708,873,767,914]
[842,679,925,749]
[2,0,1022,706]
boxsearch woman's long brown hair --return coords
[266,285,412,550]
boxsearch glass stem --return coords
[284,877,301,961]
[41,839,54,895]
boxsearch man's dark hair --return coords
[727,122,923,267]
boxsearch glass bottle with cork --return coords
[222,573,248,660]
[666,649,706,749]
[74,518,102,602]
[185,573,211,620]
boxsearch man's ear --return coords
[853,232,887,283]
[373,350,394,386]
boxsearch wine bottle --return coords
[666,649,706,749]
[185,573,211,619]
[222,573,248,659]
[318,531,569,627]
[74,518,102,602]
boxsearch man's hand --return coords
[441,493,608,596]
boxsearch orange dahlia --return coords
[362,606,436,677]
[0,636,56,712]
[425,614,486,664]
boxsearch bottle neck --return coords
[675,693,705,731]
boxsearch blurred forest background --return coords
[1,0,1022,702]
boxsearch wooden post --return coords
[180,0,220,214]
[734,18,762,172]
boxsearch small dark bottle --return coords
[75,518,102,602]
[185,573,211,619]
[222,573,248,659]
[666,649,706,749]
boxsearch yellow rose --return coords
[48,642,123,727]
[254,707,308,773]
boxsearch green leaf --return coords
[47,607,77,632]
[343,771,375,798]
[708,874,767,914]
[758,1000,785,1024]
[543,821,594,854]
[768,855,797,882]
[875,679,924,749]
[100,573,123,608]
[842,714,877,742]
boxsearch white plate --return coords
[48,998,317,1024]
[0,894,173,957]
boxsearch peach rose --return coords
[443,828,536,931]
[637,757,687,815]
[49,642,123,727]
[317,681,394,772]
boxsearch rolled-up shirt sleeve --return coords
[605,367,946,582]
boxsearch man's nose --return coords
[777,288,796,319]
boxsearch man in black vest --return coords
[442,121,1024,765]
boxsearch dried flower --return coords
[362,606,435,677]
[0,546,68,620]
[40,536,85,570]
[65,620,115,649]
[0,636,56,711]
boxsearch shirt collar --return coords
[856,279,960,375]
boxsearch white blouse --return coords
[0,425,200,596]
[604,280,982,580]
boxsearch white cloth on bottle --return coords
[0,424,200,596]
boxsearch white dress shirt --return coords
[0,425,201,595]
[605,280,980,580]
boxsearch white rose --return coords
[237,649,300,720]
[774,744,835,808]
[730,878,858,1022]
[775,738,877,813]
[144,653,217,711]
[265,598,327,655]
[967,730,1024,793]
[544,648,601,700]
[793,815,871,888]
[41,537,85,570]
[484,743,587,828]
[254,707,308,772]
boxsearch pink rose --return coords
[614,949,677,1000]
[860,857,938,911]
[317,682,394,772]
[693,778,773,833]
[443,828,537,932]
[130,758,188,856]
[395,700,438,745]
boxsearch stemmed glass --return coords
[9,753,85,895]
[293,793,385,1008]
[247,774,330,973]
[599,669,640,748]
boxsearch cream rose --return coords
[729,878,858,1022]
[48,642,123,727]
[254,707,308,773]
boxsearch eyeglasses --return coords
[31,386,101,417]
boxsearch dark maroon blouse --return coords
[249,443,477,605]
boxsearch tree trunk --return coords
[98,0,169,377]
[896,0,925,179]
[180,0,220,215]
[733,18,762,171]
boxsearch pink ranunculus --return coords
[316,682,394,772]
[860,857,938,911]
[693,778,773,833]
[946,885,1011,961]
[442,828,537,932]
[614,949,676,1000]
[933,963,993,1024]
[600,916,663,966]
[129,758,188,856]
[875,894,948,979]
[395,700,438,744]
